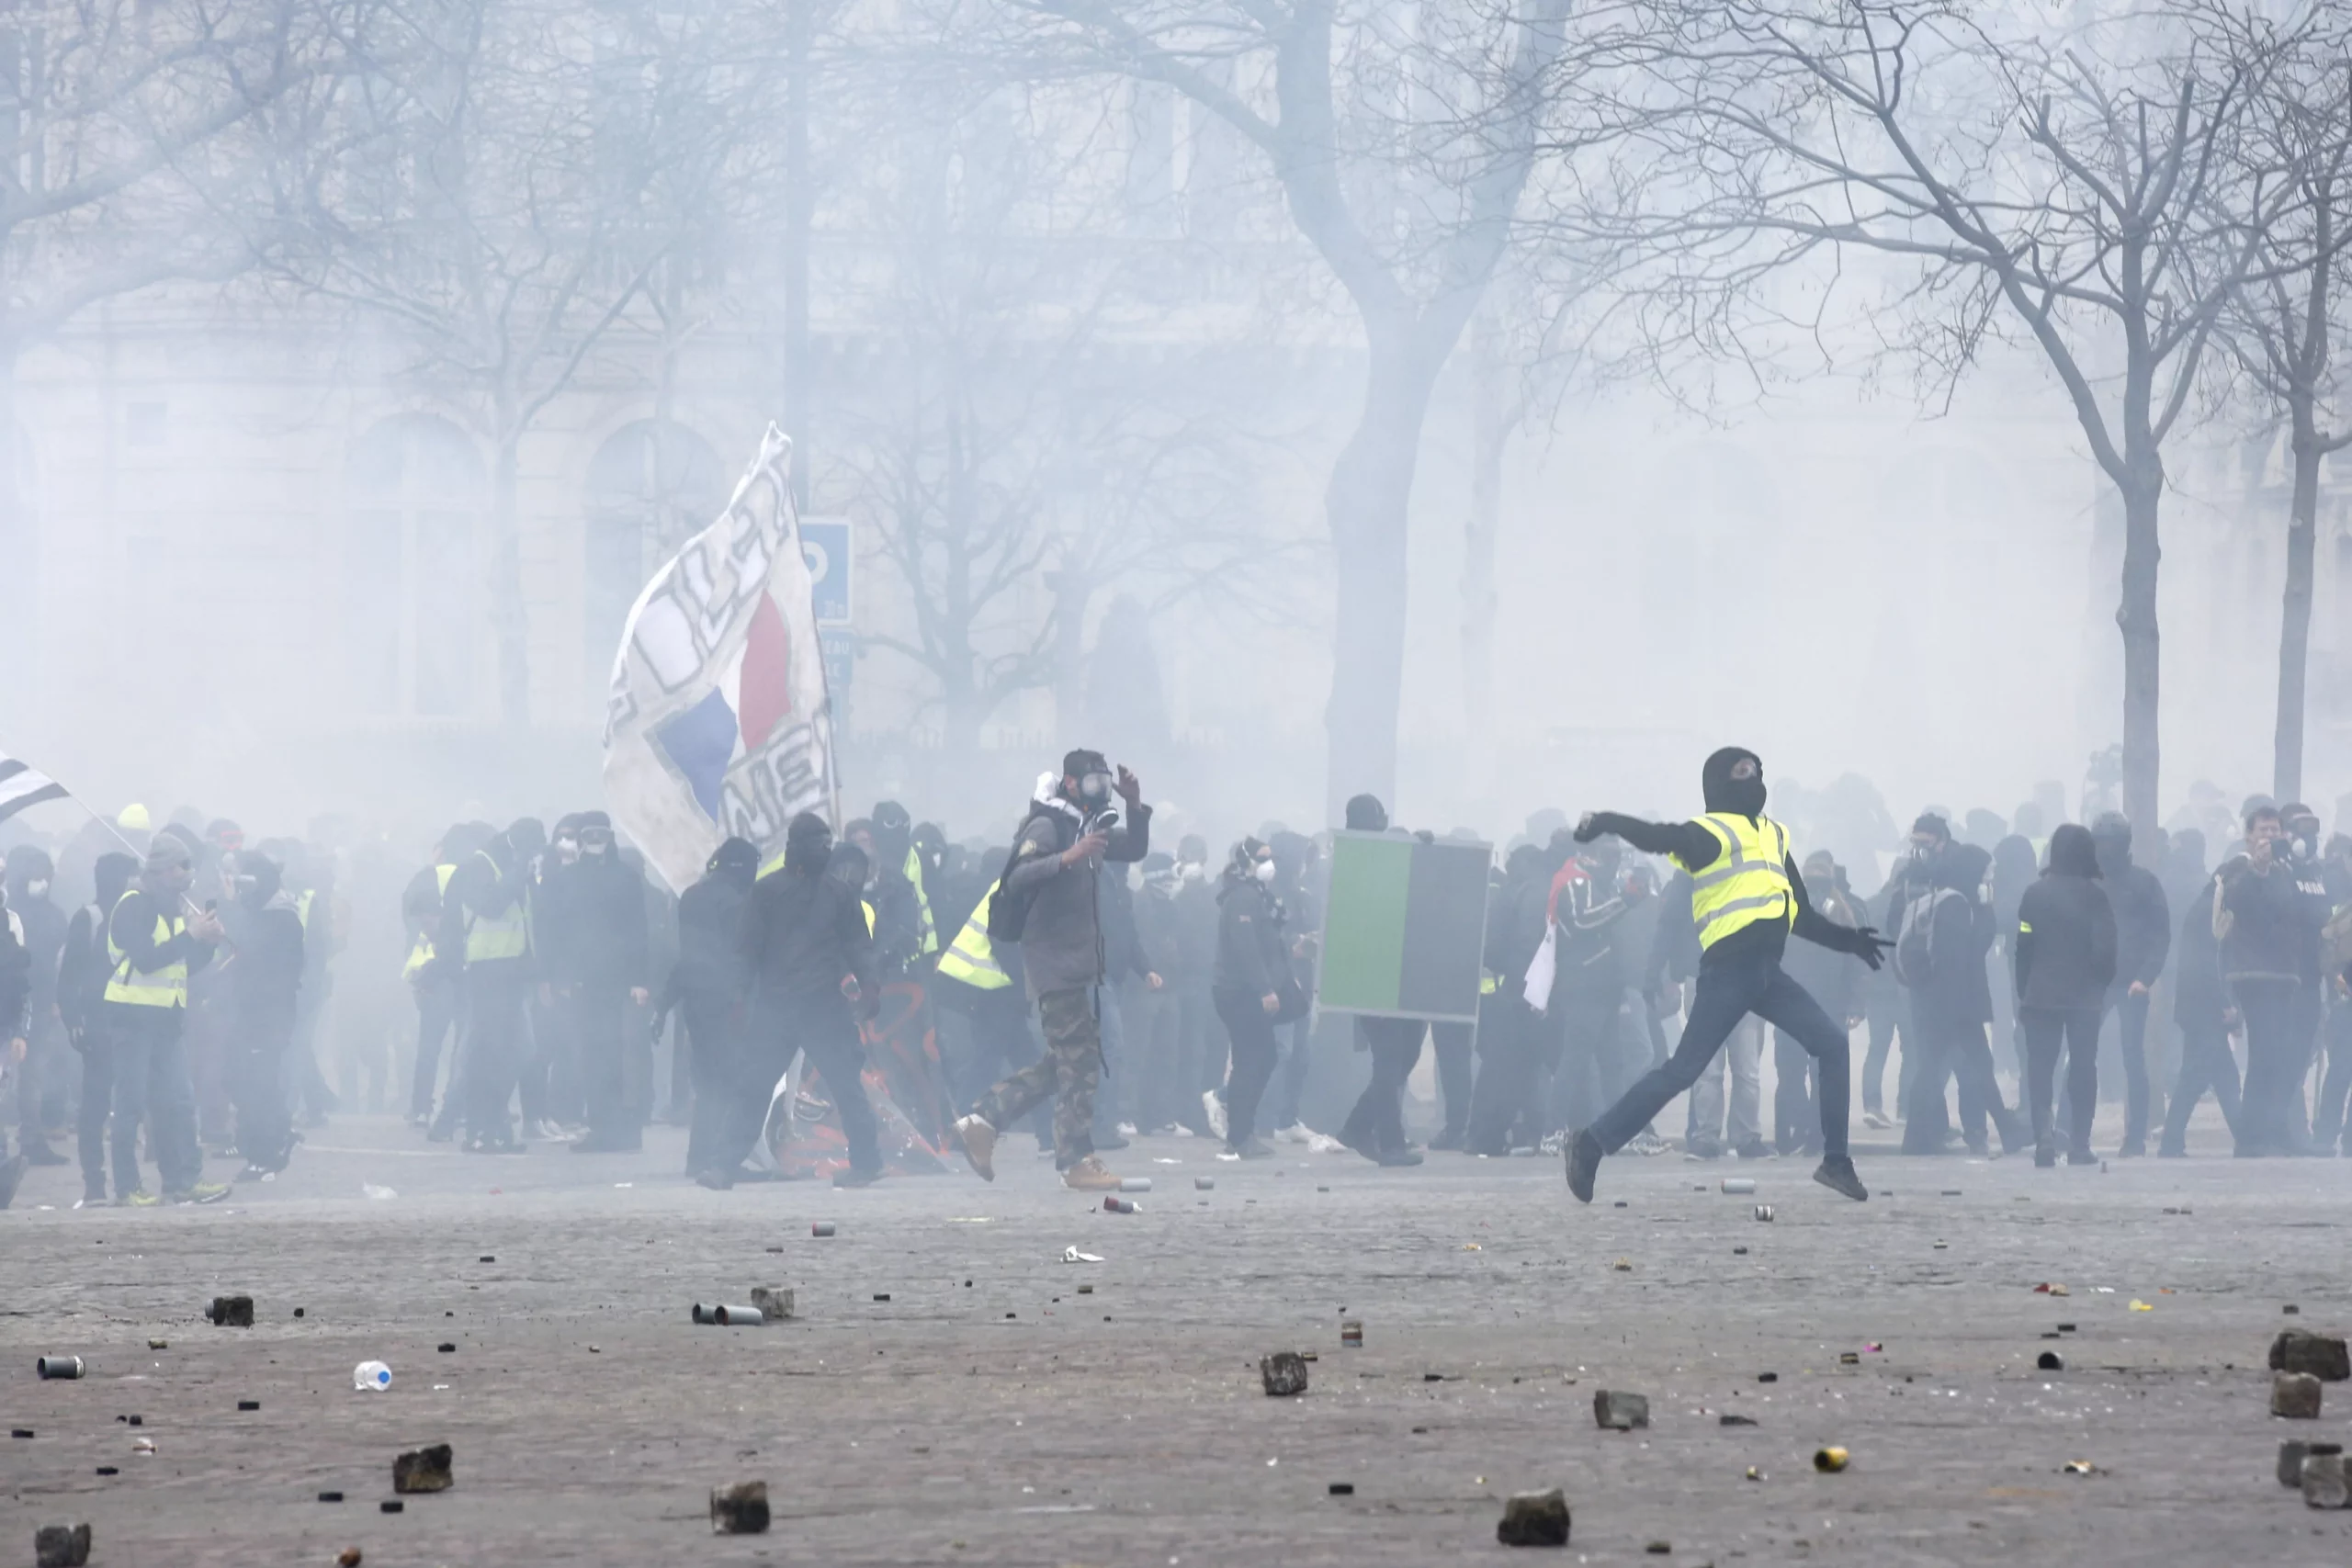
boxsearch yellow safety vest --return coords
[404,863,458,979]
[462,852,529,963]
[935,882,1011,990]
[104,890,188,1009]
[904,846,938,955]
[1679,813,1796,952]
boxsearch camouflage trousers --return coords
[975,987,1100,1168]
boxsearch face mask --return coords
[1080,773,1111,803]
[1254,860,1277,885]
[27,880,47,897]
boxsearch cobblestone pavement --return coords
[6,1108,2352,1566]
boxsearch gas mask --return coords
[1078,771,1113,807]
[553,833,582,865]
[581,827,614,858]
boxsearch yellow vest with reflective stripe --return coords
[462,852,529,963]
[904,846,938,955]
[1679,813,1796,951]
[936,882,1011,990]
[404,863,458,979]
[105,890,187,1009]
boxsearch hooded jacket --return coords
[1213,866,1289,997]
[1912,841,1996,1023]
[1000,780,1152,998]
[2213,846,2316,985]
[2090,817,2171,994]
[738,825,876,1017]
[2014,825,2118,1012]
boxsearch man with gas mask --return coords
[538,810,651,1153]
[953,750,1150,1191]
[2088,812,2170,1156]
[219,850,306,1180]
[739,812,886,1186]
[1566,748,1890,1204]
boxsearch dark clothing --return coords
[1589,942,1850,1160]
[1212,877,1287,998]
[537,854,650,987]
[1578,812,1867,972]
[2233,976,2304,1154]
[106,1004,202,1193]
[2102,863,2172,996]
[2217,855,2315,983]
[462,964,530,1139]
[1000,796,1152,998]
[435,852,533,977]
[6,882,65,1022]
[1340,1015,1426,1156]
[738,998,878,1177]
[2014,874,2119,1012]
[1214,987,1281,1146]
[738,869,876,1017]
[1098,865,1152,986]
[410,971,458,1121]
[2160,1017,2242,1151]
[2022,1005,2100,1154]
[107,886,216,998]
[58,903,114,1041]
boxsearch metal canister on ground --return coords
[692,1303,764,1326]
[1721,1178,1757,1195]
[36,1357,85,1381]
[810,1222,836,1237]
[1102,1196,1138,1214]
[1119,1178,1150,1193]
[1814,1447,1849,1473]
[1340,1319,1363,1349]
[1753,1204,1774,1222]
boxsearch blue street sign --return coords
[800,517,852,625]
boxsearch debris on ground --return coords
[1496,1487,1570,1547]
[1102,1196,1138,1214]
[1261,1352,1310,1396]
[1813,1447,1849,1473]
[2271,1330,2351,1382]
[35,1357,84,1381]
[337,1549,363,1567]
[750,1286,796,1320]
[206,1296,254,1327]
[1720,1178,1756,1195]
[2303,1450,2351,1509]
[692,1303,763,1326]
[710,1480,770,1534]
[1060,1247,1103,1264]
[391,1443,454,1495]
[33,1523,91,1568]
[2038,1351,2065,1371]
[353,1360,392,1392]
[2274,1372,2324,1420]
[1752,1205,1774,1223]
[810,1222,836,1237]
[2280,1440,2340,1487]
[2061,1460,2098,1475]
[1341,1320,1363,1348]
[1592,1390,1649,1430]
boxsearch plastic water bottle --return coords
[352,1359,392,1392]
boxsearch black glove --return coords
[1572,813,1603,844]
[1846,925,1894,972]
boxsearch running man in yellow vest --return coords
[1565,748,1891,1205]
[103,834,231,1204]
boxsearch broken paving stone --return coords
[236,1401,260,1412]
[391,1444,454,1495]
[1261,1352,1310,1397]
[1757,1372,1779,1383]
[2280,1440,2340,1487]
[2270,1330,2351,1382]
[1838,1352,1860,1366]
[2303,1451,2351,1509]
[338,1550,363,1568]
[379,1502,402,1515]
[1592,1390,1649,1430]
[1645,1544,1671,1556]
[206,1295,254,1327]
[1495,1488,1571,1547]
[146,1340,166,1351]
[2274,1372,2325,1420]
[33,1523,91,1568]
[710,1480,770,1535]
[748,1287,796,1321]
[1329,1483,1353,1495]
[318,1492,345,1504]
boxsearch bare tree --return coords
[2221,28,2352,803]
[957,0,1577,814]
[288,0,752,725]
[1597,0,2317,831]
[0,0,366,694]
[829,81,1282,752]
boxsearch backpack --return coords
[984,807,1074,944]
[1893,886,1963,990]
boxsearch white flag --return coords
[601,424,837,892]
[0,751,71,828]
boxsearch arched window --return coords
[582,420,727,689]
[345,414,485,717]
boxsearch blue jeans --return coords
[106,1004,203,1194]
[1592,949,1849,1160]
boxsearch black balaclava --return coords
[1344,794,1388,831]
[1934,840,1992,894]
[94,852,137,912]
[707,836,760,891]
[825,841,870,897]
[784,812,833,877]
[1543,829,1576,874]
[2047,823,2101,879]
[238,852,285,909]
[872,801,913,872]
[1505,843,1544,884]
[509,817,549,863]
[1701,747,1767,817]
[2089,811,2132,876]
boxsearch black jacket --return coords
[4,879,64,1021]
[1098,865,1154,984]
[1212,874,1288,997]
[537,853,650,988]
[2171,878,2229,1031]
[667,873,752,1007]
[739,865,876,1017]
[1784,874,1865,1021]
[2014,873,2118,1012]
[221,897,306,1040]
[2215,854,2315,985]
[2102,863,2172,995]
[1553,866,1631,1002]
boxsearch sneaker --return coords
[1202,1090,1228,1143]
[1811,1156,1868,1201]
[694,1167,736,1190]
[1625,1131,1674,1157]
[119,1188,162,1208]
[2154,1140,2187,1158]
[954,1115,998,1182]
[236,1163,272,1183]
[1681,1141,1722,1162]
[1115,1122,1139,1139]
[167,1181,233,1205]
[2066,1147,2098,1167]
[1274,1122,1311,1145]
[1061,1155,1121,1191]
[1861,1111,1891,1130]
[2116,1139,2146,1158]
[831,1166,882,1189]
[1565,1128,1602,1203]
[2034,1134,2056,1169]
[1374,1145,1425,1168]
[80,1180,108,1208]
[1227,1136,1276,1159]
[1734,1138,1775,1160]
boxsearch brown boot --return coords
[1060,1154,1119,1191]
[954,1115,998,1182]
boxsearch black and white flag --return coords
[0,751,71,827]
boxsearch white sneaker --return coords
[1275,1122,1311,1145]
[1202,1090,1228,1143]
[1115,1122,1138,1139]
[1166,1124,1195,1138]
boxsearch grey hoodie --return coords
[1002,791,1153,998]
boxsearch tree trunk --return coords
[490,431,532,727]
[2275,417,2321,804]
[2115,463,2163,836]
[1324,329,1444,820]
[1460,321,1506,790]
